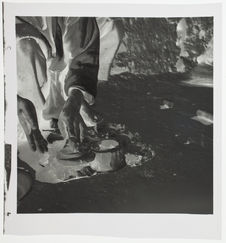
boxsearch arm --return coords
[18,95,48,153]
[59,17,100,100]
[58,17,101,145]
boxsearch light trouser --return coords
[17,18,123,126]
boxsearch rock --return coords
[191,110,213,125]
[160,100,174,110]
[125,153,143,167]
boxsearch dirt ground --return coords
[17,65,213,214]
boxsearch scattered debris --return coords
[184,137,194,145]
[191,109,213,125]
[160,100,174,110]
[108,123,126,132]
[19,122,155,184]
[125,153,143,167]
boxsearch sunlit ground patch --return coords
[18,122,155,184]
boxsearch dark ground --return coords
[17,65,213,214]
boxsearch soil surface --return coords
[17,65,213,214]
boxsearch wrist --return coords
[67,86,95,105]
[66,89,83,109]
[69,89,83,99]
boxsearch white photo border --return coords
[3,2,222,239]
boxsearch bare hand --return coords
[17,95,48,153]
[58,90,99,149]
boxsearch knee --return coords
[17,38,39,57]
[99,19,124,47]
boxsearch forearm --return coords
[64,64,99,99]
[62,17,100,100]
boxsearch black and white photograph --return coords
[2,1,223,239]
[15,15,214,214]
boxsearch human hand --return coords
[58,89,100,149]
[17,95,48,153]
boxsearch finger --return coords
[36,138,47,153]
[67,138,80,153]
[66,118,77,138]
[21,100,39,129]
[41,137,48,152]
[43,138,48,148]
[37,141,44,153]
[36,130,48,152]
[38,143,48,153]
[27,131,36,151]
[58,114,68,138]
[80,102,97,127]
[18,113,36,151]
[73,119,80,143]
[78,110,100,141]
[33,130,48,153]
[82,99,95,119]
[78,114,88,142]
[18,113,31,135]
[83,100,103,123]
[80,100,103,124]
[60,114,76,139]
[79,123,85,142]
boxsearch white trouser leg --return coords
[97,18,124,81]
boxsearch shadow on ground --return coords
[18,67,213,214]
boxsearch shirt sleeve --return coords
[58,17,100,99]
